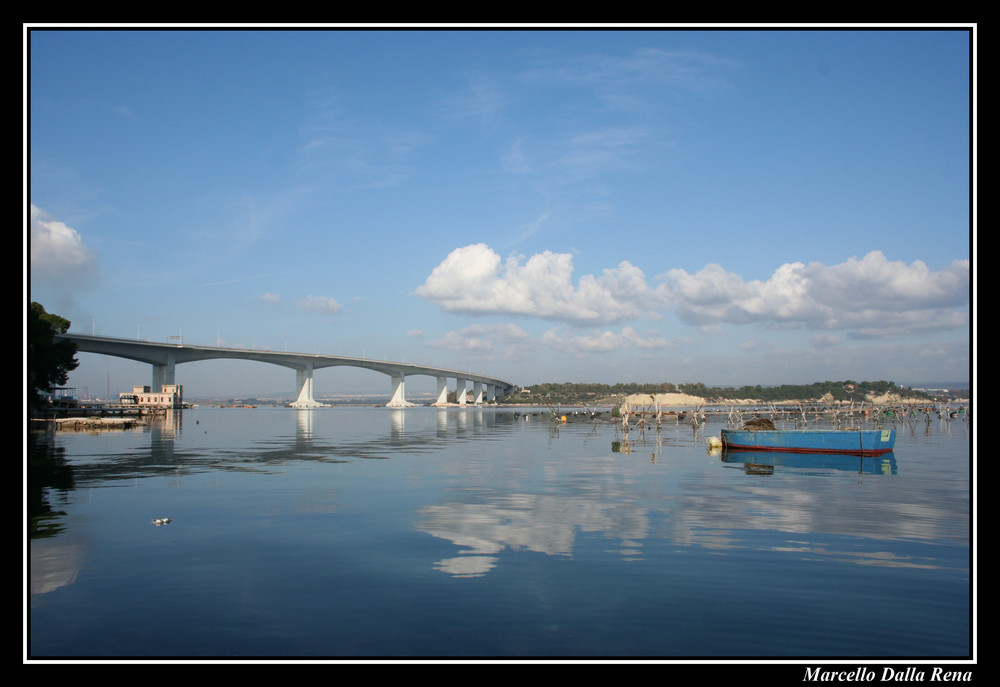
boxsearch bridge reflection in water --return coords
[57,333,515,408]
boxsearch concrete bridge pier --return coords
[152,355,176,392]
[387,372,414,408]
[456,378,467,406]
[291,362,325,408]
[473,381,484,405]
[434,377,449,406]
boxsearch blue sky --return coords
[27,27,974,399]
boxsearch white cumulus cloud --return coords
[428,323,533,353]
[663,251,970,337]
[30,205,99,286]
[542,326,674,354]
[416,244,970,341]
[413,243,656,325]
[297,295,342,316]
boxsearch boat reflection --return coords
[721,449,897,475]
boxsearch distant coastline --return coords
[500,380,968,408]
[109,380,969,410]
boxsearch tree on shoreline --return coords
[29,302,79,415]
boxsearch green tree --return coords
[29,302,79,414]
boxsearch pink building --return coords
[119,384,184,408]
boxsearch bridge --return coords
[56,333,516,408]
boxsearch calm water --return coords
[28,406,972,659]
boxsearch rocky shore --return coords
[32,416,145,430]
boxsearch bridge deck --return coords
[57,333,515,408]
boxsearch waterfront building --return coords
[119,384,184,408]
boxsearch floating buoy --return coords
[152,517,173,526]
[706,436,722,449]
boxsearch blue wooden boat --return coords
[720,428,896,456]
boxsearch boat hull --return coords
[720,428,896,456]
[721,449,897,474]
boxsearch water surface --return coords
[28,407,972,659]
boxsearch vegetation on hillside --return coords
[500,380,935,406]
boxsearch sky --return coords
[26,26,974,399]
